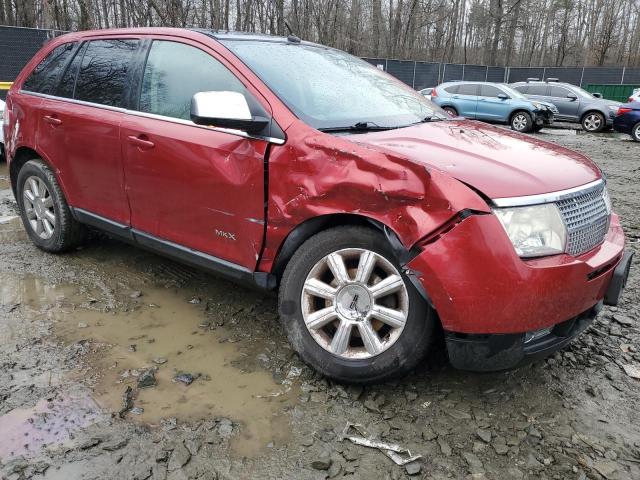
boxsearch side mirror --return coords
[497,93,509,100]
[190,91,269,134]
[566,93,578,101]
[592,92,602,99]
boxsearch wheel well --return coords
[580,110,605,123]
[9,147,41,195]
[270,213,408,282]
[442,105,458,114]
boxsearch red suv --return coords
[3,28,632,383]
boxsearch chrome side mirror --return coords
[190,91,269,134]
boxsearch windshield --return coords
[222,40,448,130]
[500,85,528,100]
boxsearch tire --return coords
[632,122,640,142]
[442,106,458,117]
[581,111,606,132]
[279,226,435,384]
[510,111,533,133]
[16,158,86,253]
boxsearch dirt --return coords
[1,128,639,479]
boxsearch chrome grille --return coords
[556,183,610,256]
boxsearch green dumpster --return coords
[584,84,640,103]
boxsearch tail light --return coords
[431,88,438,98]
[628,97,633,103]
[617,107,632,116]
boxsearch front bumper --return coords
[533,109,554,126]
[407,212,630,370]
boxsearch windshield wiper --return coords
[318,121,395,133]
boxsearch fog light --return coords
[524,327,552,344]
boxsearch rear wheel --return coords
[511,111,533,133]
[279,226,435,384]
[632,122,640,142]
[582,112,606,132]
[17,159,86,253]
[442,106,458,117]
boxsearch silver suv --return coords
[511,80,620,132]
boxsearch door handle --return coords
[127,135,155,150]
[43,115,62,126]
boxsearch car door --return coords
[476,84,510,122]
[548,85,580,121]
[451,83,479,118]
[36,38,140,225]
[121,38,269,269]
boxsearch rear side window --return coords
[444,85,459,94]
[23,43,76,94]
[548,86,571,98]
[479,85,503,98]
[56,43,86,99]
[74,39,139,107]
[527,85,548,95]
[457,84,478,96]
[139,41,246,121]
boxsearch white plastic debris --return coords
[339,423,422,466]
[622,364,640,379]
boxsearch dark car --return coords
[613,102,640,141]
[511,80,620,132]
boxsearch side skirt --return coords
[71,208,276,290]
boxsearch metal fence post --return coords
[485,66,488,81]
[462,64,465,80]
[542,67,546,81]
[579,67,585,87]
[442,64,446,83]
[412,61,417,88]
[622,66,626,84]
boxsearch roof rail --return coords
[526,77,540,83]
[545,77,559,83]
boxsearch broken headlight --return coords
[494,204,567,258]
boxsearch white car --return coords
[0,98,5,160]
[419,87,434,100]
[628,88,640,103]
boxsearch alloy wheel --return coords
[512,114,528,131]
[301,248,409,360]
[583,113,603,131]
[23,176,56,240]
[633,123,640,142]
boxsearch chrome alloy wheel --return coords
[23,176,56,240]
[512,113,528,131]
[583,113,603,131]
[301,248,409,360]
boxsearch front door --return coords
[548,85,580,121]
[122,39,268,269]
[476,84,511,122]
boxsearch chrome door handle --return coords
[127,135,155,150]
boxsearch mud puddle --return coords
[0,272,298,459]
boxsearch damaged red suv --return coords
[3,28,632,383]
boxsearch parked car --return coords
[3,29,631,383]
[431,81,557,132]
[627,88,640,103]
[511,80,621,132]
[419,87,434,100]
[613,102,640,141]
[0,98,5,160]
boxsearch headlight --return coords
[608,105,619,111]
[494,204,567,258]
[532,102,543,109]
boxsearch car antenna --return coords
[284,20,301,43]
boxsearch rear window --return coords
[74,39,139,107]
[23,43,77,94]
[527,84,548,95]
[457,84,478,96]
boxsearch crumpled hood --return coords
[353,120,601,199]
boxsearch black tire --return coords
[279,226,436,384]
[510,111,533,133]
[16,158,86,253]
[632,122,640,142]
[443,106,458,117]
[581,111,606,132]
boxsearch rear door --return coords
[451,83,479,118]
[476,84,510,122]
[36,38,140,225]
[548,85,580,121]
[121,38,269,269]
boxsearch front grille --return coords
[556,183,610,256]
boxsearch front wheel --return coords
[442,106,458,117]
[279,226,435,384]
[632,122,640,142]
[511,111,533,132]
[582,112,606,132]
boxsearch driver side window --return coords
[139,41,247,121]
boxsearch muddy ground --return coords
[0,126,639,480]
